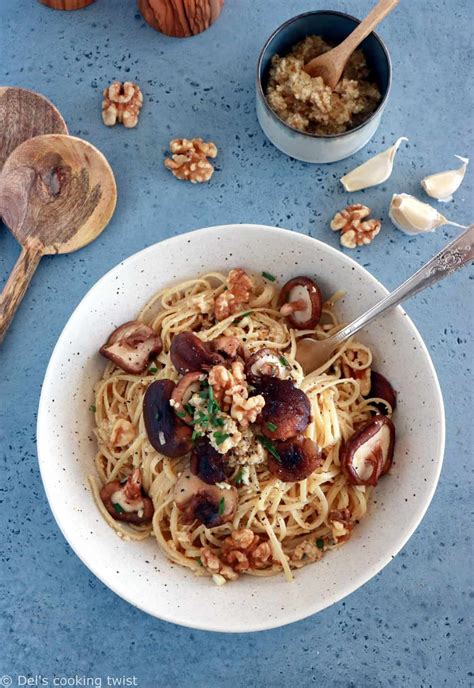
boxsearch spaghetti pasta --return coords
[90,269,395,583]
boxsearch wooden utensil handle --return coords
[335,0,399,59]
[0,245,42,343]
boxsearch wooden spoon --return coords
[304,0,399,87]
[0,134,116,342]
[0,86,68,172]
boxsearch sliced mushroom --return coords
[170,371,204,424]
[341,415,395,486]
[100,321,162,374]
[190,437,230,484]
[368,371,397,412]
[278,277,323,330]
[143,379,192,457]
[100,468,154,524]
[256,377,311,441]
[268,436,322,482]
[174,468,238,527]
[210,335,241,359]
[245,348,290,381]
[170,331,223,375]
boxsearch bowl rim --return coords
[36,224,445,633]
[256,10,393,140]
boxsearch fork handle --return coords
[329,225,474,346]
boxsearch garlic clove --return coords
[340,137,408,192]
[389,193,467,235]
[420,155,469,202]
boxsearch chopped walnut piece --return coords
[102,81,143,128]
[223,528,257,551]
[214,269,254,321]
[221,528,272,572]
[109,418,136,448]
[231,392,265,428]
[330,204,382,248]
[252,542,272,568]
[164,137,218,183]
[200,546,238,581]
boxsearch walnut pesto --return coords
[266,35,381,136]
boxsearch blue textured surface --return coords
[0,1,473,686]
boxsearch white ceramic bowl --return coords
[37,225,444,632]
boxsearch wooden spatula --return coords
[0,134,117,342]
[0,87,68,172]
[304,0,399,87]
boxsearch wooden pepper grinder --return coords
[138,0,223,37]
[39,0,95,9]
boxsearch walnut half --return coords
[164,138,218,183]
[102,81,143,128]
[330,204,382,248]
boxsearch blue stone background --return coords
[0,0,472,686]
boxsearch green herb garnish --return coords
[89,404,96,412]
[235,469,245,486]
[258,435,281,462]
[262,271,276,282]
[192,430,203,442]
[196,557,202,566]
[218,497,225,515]
[266,422,278,432]
[316,538,324,550]
[213,431,229,446]
[184,403,195,417]
[176,410,186,418]
[279,356,289,367]
[113,503,125,514]
[148,367,158,373]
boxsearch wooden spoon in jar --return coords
[304,0,399,87]
[0,86,68,172]
[0,134,116,343]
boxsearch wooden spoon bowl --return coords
[0,134,117,342]
[0,86,68,172]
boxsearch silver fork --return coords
[295,225,474,375]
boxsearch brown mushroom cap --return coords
[170,331,223,374]
[174,468,238,527]
[256,376,311,441]
[369,371,397,412]
[245,348,290,381]
[341,415,395,486]
[100,320,162,374]
[100,471,154,524]
[278,276,323,330]
[143,379,193,458]
[268,436,322,482]
[170,371,204,424]
[190,437,230,484]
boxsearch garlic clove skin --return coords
[389,193,467,235]
[420,155,469,202]
[340,137,408,192]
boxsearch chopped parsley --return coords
[218,497,225,515]
[279,356,289,367]
[213,431,229,446]
[235,469,245,485]
[184,403,195,417]
[148,367,158,374]
[258,435,281,462]
[176,410,186,419]
[266,422,278,432]
[196,557,202,566]
[316,538,324,550]
[89,404,96,412]
[113,503,125,514]
[262,271,276,282]
[192,430,203,442]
